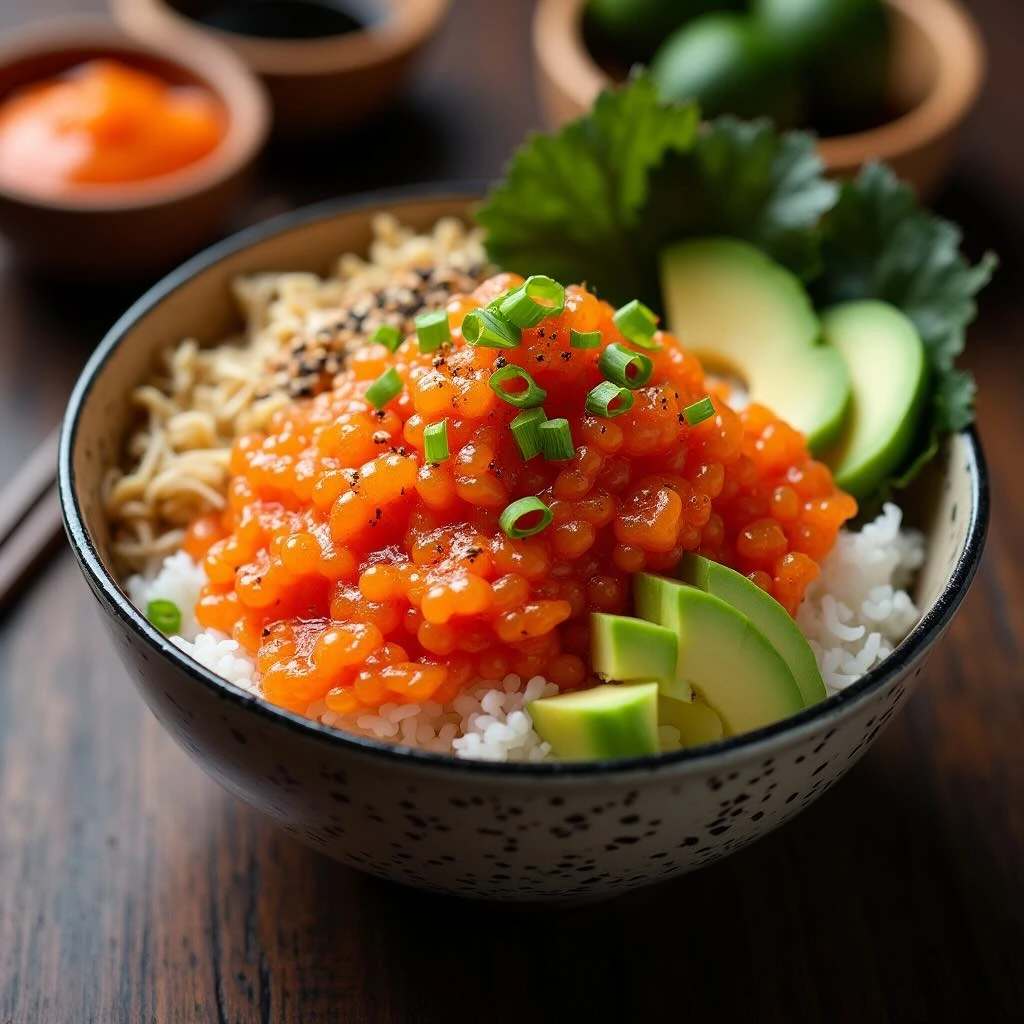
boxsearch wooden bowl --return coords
[60,188,989,901]
[112,0,451,137]
[0,18,269,283]
[534,0,985,198]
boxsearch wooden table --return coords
[1,1,1021,1020]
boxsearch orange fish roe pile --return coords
[185,275,856,716]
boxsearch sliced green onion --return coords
[538,418,574,461]
[598,343,653,390]
[511,408,547,461]
[683,395,715,426]
[415,309,450,353]
[499,496,553,539]
[424,418,450,463]
[613,299,660,349]
[488,365,547,408]
[366,367,403,409]
[462,308,521,349]
[147,599,181,635]
[370,323,401,352]
[487,287,519,313]
[499,275,566,328]
[570,328,602,349]
[585,380,634,418]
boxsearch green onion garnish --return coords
[570,328,601,349]
[415,309,450,352]
[683,396,715,426]
[487,287,518,313]
[511,408,548,461]
[499,275,566,328]
[424,418,450,463]
[462,308,521,349]
[366,367,403,409]
[489,365,547,408]
[585,380,634,418]
[147,599,181,635]
[538,418,574,461]
[613,299,660,349]
[370,323,401,352]
[499,496,553,539]
[598,343,653,390]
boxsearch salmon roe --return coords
[190,278,856,715]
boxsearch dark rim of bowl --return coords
[59,182,991,778]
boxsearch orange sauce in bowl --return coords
[0,59,226,196]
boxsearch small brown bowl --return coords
[112,0,451,138]
[0,18,270,283]
[533,0,985,198]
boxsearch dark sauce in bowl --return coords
[171,0,382,40]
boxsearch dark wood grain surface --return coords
[1,1,1021,1021]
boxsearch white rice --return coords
[797,502,925,692]
[126,502,924,760]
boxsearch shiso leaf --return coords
[811,163,997,494]
[644,116,838,285]
[477,73,700,307]
[478,76,835,308]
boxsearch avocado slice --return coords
[591,612,678,686]
[659,694,725,748]
[675,553,826,707]
[658,238,851,453]
[634,572,803,734]
[820,300,928,502]
[527,683,660,760]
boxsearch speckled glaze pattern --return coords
[59,191,989,902]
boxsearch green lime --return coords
[650,13,804,127]
[586,0,740,63]
[753,0,891,133]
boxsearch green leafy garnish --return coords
[646,117,837,285]
[811,163,996,492]
[478,74,835,307]
[477,74,699,307]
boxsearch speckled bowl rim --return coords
[58,182,991,779]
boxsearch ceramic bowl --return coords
[0,17,270,282]
[534,0,985,199]
[112,0,451,137]
[59,189,988,902]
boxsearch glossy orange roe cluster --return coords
[185,275,857,715]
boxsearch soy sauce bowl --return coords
[112,0,452,137]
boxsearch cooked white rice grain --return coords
[797,502,924,693]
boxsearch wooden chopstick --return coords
[0,428,65,615]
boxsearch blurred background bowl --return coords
[112,0,451,138]
[534,0,985,198]
[0,17,269,282]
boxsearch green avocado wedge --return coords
[820,300,929,502]
[675,553,826,707]
[591,612,678,687]
[659,694,725,748]
[527,683,660,760]
[658,238,850,453]
[633,573,804,735]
